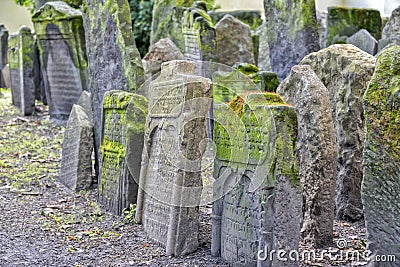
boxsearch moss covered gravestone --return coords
[211,93,301,266]
[135,60,212,256]
[362,45,400,266]
[35,0,82,10]
[0,24,8,89]
[7,26,37,116]
[32,1,88,123]
[99,91,147,215]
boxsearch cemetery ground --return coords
[0,87,370,267]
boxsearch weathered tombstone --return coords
[256,22,272,71]
[83,0,144,179]
[378,6,400,52]
[264,0,320,81]
[99,90,147,215]
[326,7,382,47]
[215,14,255,66]
[300,44,375,221]
[8,26,36,115]
[135,60,212,256]
[76,90,93,123]
[208,10,262,31]
[362,45,400,267]
[32,1,88,123]
[211,92,301,266]
[35,0,82,10]
[347,29,378,55]
[60,104,93,191]
[0,24,8,88]
[277,65,337,247]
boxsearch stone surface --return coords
[135,60,212,256]
[83,0,144,179]
[264,0,320,81]
[60,104,93,191]
[316,10,327,48]
[208,10,262,31]
[255,21,272,71]
[277,65,337,248]
[0,24,8,88]
[326,7,382,47]
[32,1,88,123]
[36,0,82,10]
[347,29,378,55]
[99,90,147,215]
[215,14,255,66]
[76,90,93,123]
[1,64,10,89]
[211,93,301,266]
[300,44,375,222]
[8,34,20,106]
[362,45,400,267]
[378,6,400,52]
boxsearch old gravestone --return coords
[277,65,337,247]
[76,90,93,123]
[378,5,400,52]
[264,0,320,81]
[99,90,147,215]
[256,21,272,71]
[135,60,212,256]
[211,93,302,266]
[0,24,8,88]
[300,44,375,221]
[60,104,93,191]
[208,10,262,31]
[215,14,255,66]
[32,1,88,123]
[35,0,82,10]
[326,7,382,47]
[362,45,400,267]
[8,26,36,115]
[83,0,144,179]
[347,29,378,55]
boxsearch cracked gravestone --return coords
[347,29,378,55]
[32,1,88,123]
[135,60,212,256]
[0,24,8,88]
[99,90,147,215]
[362,45,400,267]
[378,6,400,52]
[277,65,337,248]
[211,92,301,266]
[60,104,93,191]
[300,44,375,222]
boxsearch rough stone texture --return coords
[256,21,272,71]
[216,14,255,66]
[8,26,36,115]
[362,45,400,267]
[76,90,93,123]
[300,44,375,222]
[211,93,301,266]
[60,104,93,191]
[1,64,10,89]
[277,65,337,248]
[378,6,400,52]
[0,24,8,88]
[32,1,88,123]
[264,0,320,81]
[36,0,82,10]
[209,10,262,30]
[82,0,144,179]
[326,7,382,47]
[99,90,147,215]
[135,60,212,256]
[347,29,378,55]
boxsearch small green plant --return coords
[122,203,137,224]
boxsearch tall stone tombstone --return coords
[8,26,36,115]
[0,24,8,88]
[277,65,337,248]
[362,45,400,267]
[378,6,400,52]
[60,104,93,191]
[99,90,147,215]
[32,1,88,123]
[264,0,320,81]
[300,44,375,222]
[215,14,255,66]
[211,93,301,266]
[135,60,212,256]
[347,29,378,55]
[83,0,144,179]
[256,22,272,71]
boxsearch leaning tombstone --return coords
[211,92,301,266]
[300,44,375,221]
[135,60,212,256]
[378,6,400,52]
[83,0,144,179]
[0,24,8,88]
[60,104,93,191]
[32,1,88,123]
[99,90,147,215]
[277,65,337,247]
[264,0,320,80]
[362,45,400,266]
[215,14,255,66]
[347,29,378,55]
